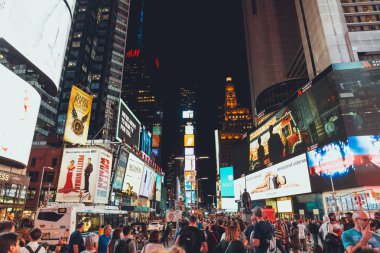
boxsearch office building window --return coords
[51,158,58,167]
[30,157,37,167]
[72,41,81,48]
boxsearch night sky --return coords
[144,1,252,202]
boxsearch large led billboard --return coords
[112,148,129,191]
[0,0,76,92]
[122,153,144,196]
[139,165,156,200]
[141,128,152,156]
[116,99,141,148]
[156,174,162,201]
[185,148,194,156]
[152,135,160,148]
[184,134,195,147]
[0,64,41,167]
[184,155,196,171]
[63,86,92,145]
[56,147,112,204]
[185,171,196,191]
[235,154,311,201]
[182,110,194,119]
[220,167,234,197]
[185,191,196,207]
[249,70,345,172]
[185,125,194,134]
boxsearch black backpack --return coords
[178,227,200,253]
[25,245,43,253]
[113,238,132,253]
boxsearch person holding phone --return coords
[342,211,380,253]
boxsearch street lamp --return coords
[38,166,53,209]
[196,177,208,209]
[208,195,217,208]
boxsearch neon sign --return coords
[126,49,140,58]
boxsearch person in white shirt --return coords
[298,220,306,252]
[20,228,46,253]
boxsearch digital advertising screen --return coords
[184,155,196,171]
[221,198,238,211]
[0,0,76,91]
[182,110,194,119]
[153,126,161,136]
[184,134,195,147]
[185,190,196,207]
[141,128,152,156]
[249,71,346,172]
[277,199,293,213]
[116,99,141,148]
[185,148,194,156]
[333,61,380,137]
[0,64,41,167]
[122,153,144,196]
[63,85,92,145]
[56,148,112,204]
[185,125,194,134]
[139,165,156,200]
[152,135,160,148]
[112,148,129,191]
[185,171,196,191]
[220,167,234,198]
[155,174,162,201]
[236,154,311,201]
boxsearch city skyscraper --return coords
[219,77,252,166]
[242,0,306,115]
[56,0,130,140]
[295,0,380,80]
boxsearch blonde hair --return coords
[224,222,240,242]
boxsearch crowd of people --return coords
[1,208,380,253]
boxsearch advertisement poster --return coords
[249,71,345,172]
[221,198,237,211]
[122,153,144,196]
[56,148,112,204]
[63,86,92,145]
[155,174,162,201]
[0,64,41,167]
[185,171,196,191]
[152,135,160,148]
[112,148,129,191]
[141,128,152,156]
[184,155,196,171]
[116,99,141,148]
[236,154,311,201]
[185,190,196,208]
[0,0,76,90]
[139,165,156,200]
[184,134,195,147]
[220,167,234,197]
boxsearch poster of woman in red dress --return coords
[58,160,78,193]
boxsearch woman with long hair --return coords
[141,230,164,253]
[107,228,120,253]
[212,222,241,253]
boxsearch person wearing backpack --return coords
[175,216,208,253]
[19,228,46,253]
[113,226,136,253]
[250,207,276,253]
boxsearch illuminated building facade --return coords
[219,77,253,166]
[56,0,130,140]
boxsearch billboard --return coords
[185,125,194,134]
[0,0,76,91]
[185,171,196,191]
[112,148,129,191]
[184,134,195,147]
[184,155,196,171]
[152,135,160,148]
[122,153,144,196]
[56,148,112,204]
[139,165,156,200]
[156,174,162,201]
[235,154,311,201]
[141,128,152,156]
[220,167,234,197]
[0,64,41,167]
[153,126,161,136]
[185,190,196,207]
[249,70,345,172]
[185,148,194,156]
[221,198,238,211]
[63,86,92,145]
[116,99,141,148]
[182,110,194,119]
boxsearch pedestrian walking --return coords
[81,233,98,253]
[290,222,300,253]
[141,230,164,253]
[250,206,276,253]
[298,219,307,252]
[68,223,85,253]
[19,228,46,253]
[175,216,208,253]
[107,229,120,253]
[98,225,112,253]
[113,226,136,253]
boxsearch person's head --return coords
[88,158,91,163]
[149,230,160,243]
[353,211,371,230]
[328,213,336,221]
[54,244,62,253]
[276,175,286,185]
[29,228,42,241]
[0,220,15,233]
[374,212,380,220]
[189,216,197,226]
[340,217,347,225]
[0,232,20,253]
[269,125,274,134]
[76,222,85,233]
[104,225,112,237]
[122,225,132,237]
[252,206,263,221]
[346,212,353,222]
[70,160,75,165]
[292,222,298,229]
[111,228,121,241]
[84,233,98,250]
[224,222,241,242]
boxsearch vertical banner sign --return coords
[56,148,112,204]
[112,148,129,191]
[63,86,92,145]
[116,99,141,148]
[220,167,235,197]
